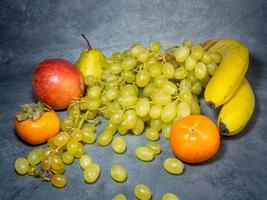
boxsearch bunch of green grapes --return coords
[15,39,221,189]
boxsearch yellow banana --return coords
[218,79,255,136]
[204,38,249,108]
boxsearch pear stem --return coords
[81,34,92,50]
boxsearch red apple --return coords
[32,58,84,110]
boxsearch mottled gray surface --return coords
[0,0,267,199]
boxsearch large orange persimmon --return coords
[170,115,220,164]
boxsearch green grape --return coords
[98,130,113,146]
[50,155,64,170]
[109,63,123,75]
[74,142,84,158]
[201,51,212,64]
[150,40,161,52]
[112,51,124,62]
[162,62,175,78]
[206,63,218,75]
[191,45,204,60]
[163,158,184,175]
[130,44,145,58]
[191,81,202,95]
[174,46,190,63]
[110,164,127,182]
[60,115,74,131]
[27,165,38,176]
[110,110,125,124]
[162,123,172,139]
[121,84,138,96]
[185,55,197,71]
[123,109,137,129]
[187,71,197,83]
[179,89,193,104]
[135,146,155,162]
[180,79,192,91]
[53,132,71,147]
[112,137,127,154]
[106,87,119,101]
[154,75,167,87]
[119,95,138,108]
[67,139,79,155]
[15,157,29,175]
[100,95,110,105]
[136,70,150,87]
[104,121,118,135]
[174,67,188,79]
[137,49,150,63]
[195,62,207,80]
[67,102,80,116]
[80,154,92,170]
[47,137,56,148]
[132,117,145,135]
[145,128,160,141]
[118,121,128,135]
[113,194,127,200]
[121,70,135,83]
[102,68,111,79]
[145,142,161,155]
[176,102,191,119]
[136,98,150,117]
[162,193,180,200]
[84,75,98,86]
[161,81,178,95]
[71,128,83,142]
[61,151,74,165]
[87,85,102,98]
[149,104,162,119]
[106,74,119,83]
[161,103,177,123]
[149,62,162,78]
[27,148,43,165]
[102,57,113,69]
[151,89,171,105]
[83,163,100,183]
[41,156,50,170]
[122,57,137,70]
[82,129,96,144]
[200,73,210,86]
[183,39,192,48]
[209,52,222,63]
[143,83,156,97]
[150,118,163,132]
[134,184,152,200]
[51,174,67,188]
[87,97,101,110]
[190,100,201,115]
[83,124,96,133]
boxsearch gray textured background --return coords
[0,0,267,199]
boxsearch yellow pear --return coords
[76,34,103,79]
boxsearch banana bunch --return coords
[203,38,255,136]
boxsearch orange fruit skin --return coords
[170,115,220,164]
[15,111,60,145]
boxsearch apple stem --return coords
[81,34,92,50]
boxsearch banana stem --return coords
[81,34,92,50]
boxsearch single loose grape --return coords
[162,193,180,200]
[41,156,50,170]
[137,49,150,63]
[186,71,197,83]
[98,131,113,146]
[15,157,29,175]
[174,67,188,79]
[143,83,156,97]
[161,103,177,123]
[105,121,118,135]
[123,109,138,129]
[83,163,100,184]
[150,118,163,132]
[53,132,71,147]
[51,174,67,188]
[185,55,197,71]
[119,95,138,108]
[174,46,190,63]
[121,84,138,96]
[201,51,212,64]
[82,129,96,144]
[134,184,152,200]
[121,70,135,83]
[71,128,83,142]
[162,123,172,139]
[191,45,204,60]
[154,75,167,87]
[27,148,43,166]
[132,117,145,135]
[112,137,127,154]
[209,52,222,63]
[191,81,202,95]
[151,89,171,106]
[162,62,175,78]
[113,194,127,200]
[136,70,150,87]
[150,40,161,52]
[136,99,150,117]
[110,110,125,125]
[67,139,79,155]
[163,158,184,175]
[74,142,84,158]
[179,89,193,104]
[180,79,192,91]
[149,104,162,119]
[27,165,38,176]
[112,51,124,62]
[80,154,92,170]
[87,85,102,98]
[161,81,177,95]
[106,87,119,101]
[131,44,145,58]
[206,63,218,76]
[135,146,155,161]
[118,121,128,135]
[190,100,201,115]
[50,155,64,170]
[109,63,123,75]
[145,142,161,155]
[61,151,74,165]
[122,57,137,70]
[110,164,127,182]
[145,128,160,141]
[176,102,191,119]
[149,62,162,78]
[195,62,207,80]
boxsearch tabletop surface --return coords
[0,0,267,200]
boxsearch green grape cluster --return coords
[14,39,220,197]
